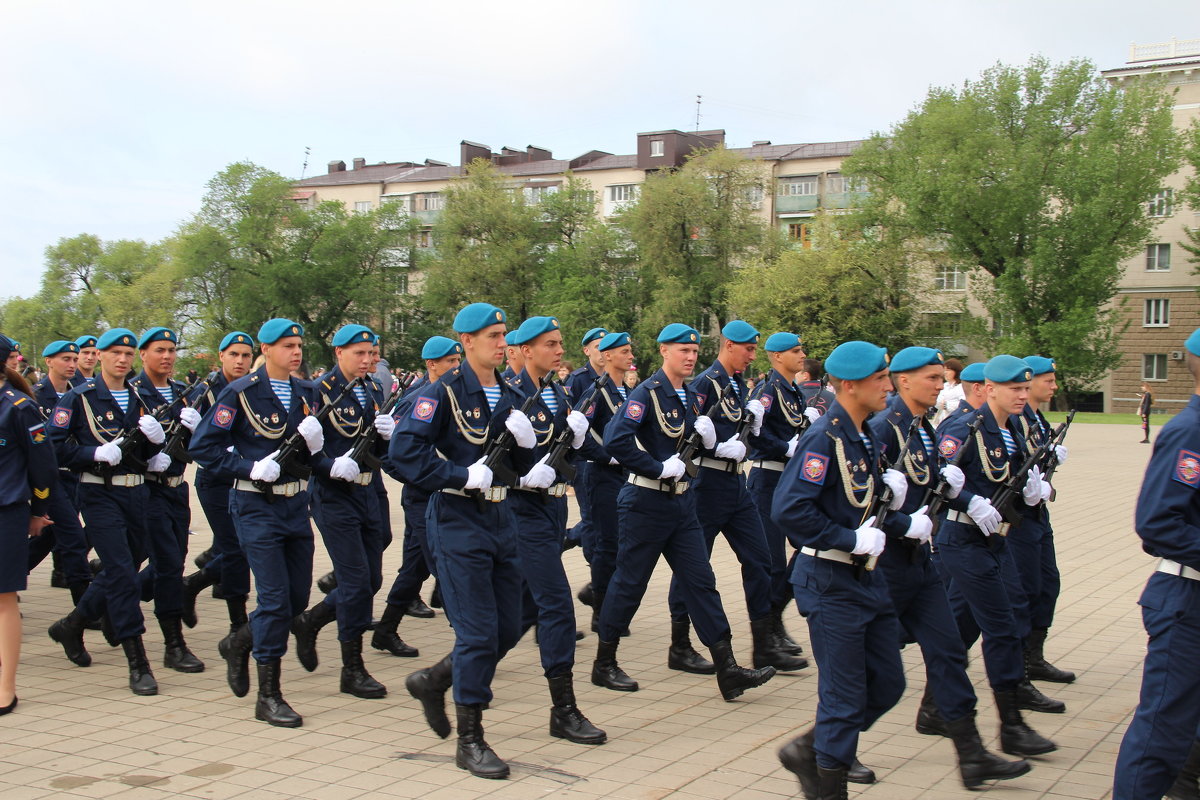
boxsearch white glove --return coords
[1054,444,1068,464]
[852,516,886,557]
[904,505,933,545]
[694,416,717,449]
[330,455,361,481]
[659,454,686,480]
[373,413,395,440]
[94,438,124,465]
[1022,466,1044,506]
[519,455,556,489]
[714,436,747,462]
[967,495,1002,536]
[745,399,765,436]
[786,434,800,459]
[1039,479,1053,503]
[804,407,821,424]
[250,455,281,483]
[940,464,965,499]
[464,457,493,490]
[138,415,165,444]
[146,453,171,473]
[297,415,324,454]
[882,468,908,510]
[505,409,536,449]
[566,410,589,449]
[179,407,202,432]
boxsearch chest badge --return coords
[106,411,114,421]
[271,413,280,424]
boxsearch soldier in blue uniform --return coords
[290,324,395,699]
[129,327,205,674]
[506,315,606,745]
[46,328,165,696]
[69,335,99,387]
[563,326,606,555]
[373,335,463,658]
[796,358,834,415]
[591,322,775,701]
[499,329,527,383]
[746,332,820,666]
[932,355,1057,758]
[0,332,57,715]
[1113,328,1200,799]
[867,347,1029,789]
[666,320,807,674]
[190,318,329,727]
[772,340,910,798]
[388,302,537,779]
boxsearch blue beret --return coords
[582,327,608,346]
[505,327,527,347]
[422,336,463,360]
[890,346,944,373]
[1023,355,1055,376]
[97,328,139,350]
[1187,329,1200,357]
[219,331,255,352]
[0,335,11,363]
[453,302,506,334]
[74,335,98,349]
[371,334,380,346]
[332,324,376,348]
[959,362,986,383]
[514,316,561,345]
[138,327,177,349]
[764,332,802,352]
[657,323,700,344]
[825,340,889,380]
[984,355,1033,383]
[258,318,304,344]
[42,340,80,358]
[721,320,759,344]
[598,331,630,351]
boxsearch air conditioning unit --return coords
[1171,351,1184,360]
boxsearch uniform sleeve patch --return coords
[584,402,595,419]
[760,394,772,411]
[938,435,961,458]
[28,422,47,444]
[800,451,828,485]
[1175,449,1200,487]
[624,399,645,421]
[213,404,236,429]
[411,396,438,423]
[51,408,71,428]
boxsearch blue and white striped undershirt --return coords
[482,385,502,412]
[729,380,740,399]
[675,388,687,407]
[918,427,935,459]
[999,428,1017,457]
[859,433,875,463]
[617,385,627,401]
[110,389,130,414]
[269,379,293,412]
[158,384,175,404]
[353,385,369,409]
[540,385,559,416]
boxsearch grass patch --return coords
[1042,411,1165,425]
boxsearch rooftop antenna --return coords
[300,146,311,179]
[695,95,702,131]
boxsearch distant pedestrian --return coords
[1138,383,1153,444]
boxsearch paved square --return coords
[2,423,1155,798]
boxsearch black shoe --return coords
[406,655,454,738]
[547,672,606,744]
[455,703,509,779]
[255,659,302,727]
[667,618,715,675]
[1016,679,1065,714]
[48,611,91,667]
[995,689,1056,757]
[916,686,948,737]
[816,765,848,800]
[710,636,775,701]
[778,729,819,800]
[1167,738,1200,800]
[316,571,337,595]
[561,536,580,554]
[181,571,216,629]
[751,616,808,671]
[944,712,1030,788]
[771,605,804,656]
[291,601,336,672]
[51,569,68,589]
[0,696,16,716]
[847,759,875,784]
[406,597,435,619]
[1024,628,1075,684]
[575,629,585,641]
[121,637,159,696]
[89,557,103,576]
[340,637,387,698]
[576,582,595,608]
[371,604,419,657]
[219,623,252,697]
[592,639,638,691]
[159,616,205,673]
[193,547,215,570]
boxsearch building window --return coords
[787,222,812,248]
[605,184,639,215]
[416,193,444,211]
[1143,353,1168,381]
[743,186,763,209]
[650,140,664,157]
[1148,189,1173,217]
[934,265,968,291]
[396,272,409,295]
[778,176,818,196]
[1144,298,1170,327]
[1146,243,1171,271]
[416,230,432,248]
[523,185,559,204]
[825,173,868,194]
[354,201,373,214]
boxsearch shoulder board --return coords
[648,378,662,388]
[11,394,27,405]
[77,380,95,393]
[321,379,333,391]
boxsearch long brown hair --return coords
[2,367,34,397]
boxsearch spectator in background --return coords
[933,357,965,425]
[557,361,573,383]
[623,369,638,390]
[1138,382,1153,444]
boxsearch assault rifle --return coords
[254,377,363,494]
[853,415,922,577]
[989,421,1059,533]
[162,373,216,463]
[472,377,543,510]
[923,413,984,539]
[1038,409,1075,501]
[95,384,195,480]
[667,382,728,491]
[544,372,609,484]
[347,371,417,472]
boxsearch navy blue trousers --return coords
[513,490,575,677]
[75,482,149,641]
[137,481,189,618]
[195,479,251,597]
[747,465,793,609]
[311,478,386,641]
[26,471,91,586]
[584,462,623,596]
[568,460,593,554]
[1007,511,1061,630]
[385,486,435,608]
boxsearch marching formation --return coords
[0,305,1190,799]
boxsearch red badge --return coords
[624,400,645,421]
[801,451,828,485]
[939,435,961,458]
[51,408,71,427]
[213,404,236,430]
[760,394,773,411]
[411,396,438,422]
[1175,449,1200,487]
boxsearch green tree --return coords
[1180,120,1200,273]
[844,56,1183,396]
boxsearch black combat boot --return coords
[193,547,214,569]
[816,765,849,800]
[1024,628,1075,683]
[219,621,253,697]
[944,711,1030,788]
[994,688,1057,757]
[668,617,715,674]
[180,570,217,628]
[159,615,205,673]
[778,728,820,799]
[48,609,92,666]
[316,571,337,594]
[751,616,808,671]
[406,596,435,619]
[255,659,302,727]
[371,603,419,657]
[547,672,606,744]
[847,759,876,784]
[290,600,336,672]
[121,636,159,696]
[591,639,638,692]
[710,636,776,701]
[1167,739,1200,800]
[1015,675,1066,713]
[916,685,948,736]
[455,703,509,779]
[340,637,387,698]
[588,589,628,637]
[406,654,454,737]
[771,602,805,656]
[577,582,595,608]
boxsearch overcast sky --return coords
[0,0,1190,299]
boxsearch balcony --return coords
[412,209,442,224]
[824,190,870,210]
[776,194,819,213]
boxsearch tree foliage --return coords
[1180,120,1200,273]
